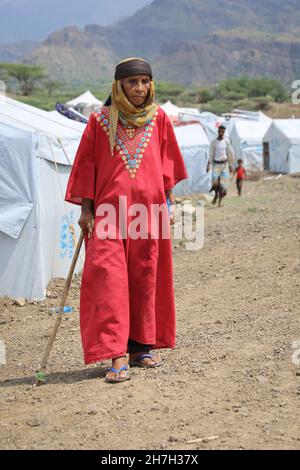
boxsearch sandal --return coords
[129,352,163,369]
[105,365,131,383]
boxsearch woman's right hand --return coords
[78,199,94,239]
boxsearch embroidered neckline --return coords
[95,107,158,179]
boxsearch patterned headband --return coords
[114,59,153,81]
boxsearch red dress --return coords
[65,106,188,364]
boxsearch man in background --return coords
[207,125,234,206]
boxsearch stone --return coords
[14,298,26,307]
[26,418,41,427]
[256,375,269,384]
[240,407,249,416]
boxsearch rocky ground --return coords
[0,174,300,450]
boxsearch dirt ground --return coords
[1,174,300,450]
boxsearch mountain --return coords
[154,32,300,85]
[0,40,40,63]
[3,0,300,85]
[25,25,118,83]
[106,0,300,58]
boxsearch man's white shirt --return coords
[209,137,234,164]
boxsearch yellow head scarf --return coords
[108,59,158,155]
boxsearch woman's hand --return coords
[165,189,175,226]
[78,199,94,239]
[169,211,175,226]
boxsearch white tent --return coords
[196,112,223,142]
[160,100,181,118]
[263,119,300,173]
[160,101,201,120]
[0,96,85,300]
[66,90,103,108]
[66,90,103,117]
[173,123,211,195]
[178,107,201,120]
[230,117,272,170]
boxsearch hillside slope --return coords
[5,0,300,85]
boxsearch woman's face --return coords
[121,74,151,107]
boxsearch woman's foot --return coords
[105,356,131,383]
[129,351,162,368]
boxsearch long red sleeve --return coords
[65,114,96,205]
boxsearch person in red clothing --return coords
[65,58,188,383]
[233,159,246,196]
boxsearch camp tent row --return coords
[162,101,300,174]
[1,97,299,299]
[173,123,211,196]
[263,120,300,173]
[66,90,103,118]
[0,97,211,299]
[0,95,85,300]
[161,102,212,194]
[230,117,300,173]
[230,114,272,171]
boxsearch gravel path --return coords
[1,175,300,450]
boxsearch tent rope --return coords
[57,137,72,165]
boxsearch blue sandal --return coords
[105,366,131,383]
[129,352,163,369]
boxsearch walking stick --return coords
[35,230,84,385]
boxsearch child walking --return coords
[234,159,246,196]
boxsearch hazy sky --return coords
[0,0,153,43]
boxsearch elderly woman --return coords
[65,58,187,383]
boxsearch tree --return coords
[43,80,64,97]
[216,77,289,103]
[155,81,185,103]
[0,63,46,96]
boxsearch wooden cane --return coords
[35,230,84,385]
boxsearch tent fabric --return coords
[160,100,181,117]
[173,123,211,195]
[66,90,103,108]
[0,122,36,238]
[160,101,201,120]
[161,101,225,142]
[0,95,85,166]
[263,119,300,174]
[196,112,224,143]
[230,118,272,170]
[0,96,84,299]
